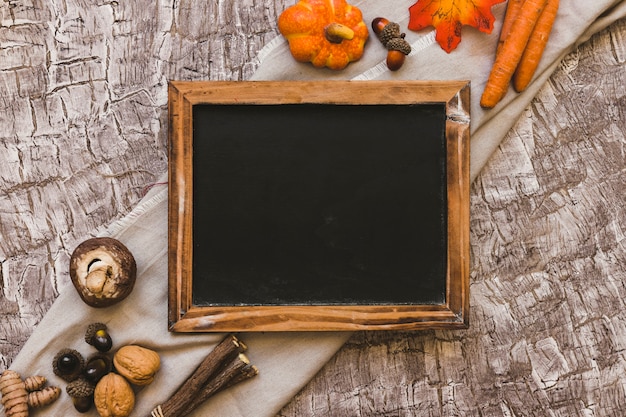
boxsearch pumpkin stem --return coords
[324,23,354,44]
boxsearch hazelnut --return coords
[113,345,160,386]
[69,237,137,308]
[94,373,135,417]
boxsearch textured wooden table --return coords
[1,1,625,415]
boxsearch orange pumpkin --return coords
[278,0,369,70]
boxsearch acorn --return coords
[52,348,85,382]
[385,38,412,71]
[84,353,113,384]
[371,17,411,71]
[66,377,95,413]
[85,322,113,352]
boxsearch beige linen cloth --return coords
[7,1,626,416]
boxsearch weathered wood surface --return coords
[1,0,625,416]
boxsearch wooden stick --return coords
[178,353,254,416]
[222,364,259,391]
[150,334,247,417]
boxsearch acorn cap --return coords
[377,21,402,46]
[84,322,107,344]
[84,322,113,352]
[52,348,85,382]
[66,377,95,398]
[386,37,411,55]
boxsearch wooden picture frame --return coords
[168,80,470,332]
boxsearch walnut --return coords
[94,373,135,417]
[113,345,160,386]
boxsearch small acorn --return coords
[52,348,85,382]
[85,322,113,352]
[84,354,113,384]
[371,17,411,71]
[66,377,95,413]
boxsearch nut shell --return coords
[69,237,137,308]
[94,373,135,417]
[113,345,160,386]
[85,354,113,384]
[386,50,407,71]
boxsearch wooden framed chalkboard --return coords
[168,80,470,332]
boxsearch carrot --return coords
[480,0,547,109]
[496,0,525,56]
[512,0,559,92]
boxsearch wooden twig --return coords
[222,363,259,391]
[149,334,257,417]
[178,353,252,416]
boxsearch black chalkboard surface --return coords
[192,103,447,306]
[168,81,470,332]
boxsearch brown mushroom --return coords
[69,237,137,308]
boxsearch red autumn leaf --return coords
[408,0,506,53]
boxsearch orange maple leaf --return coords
[408,0,505,53]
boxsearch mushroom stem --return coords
[85,265,111,294]
[324,23,354,44]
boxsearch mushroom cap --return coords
[69,237,137,308]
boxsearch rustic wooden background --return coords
[1,0,625,415]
